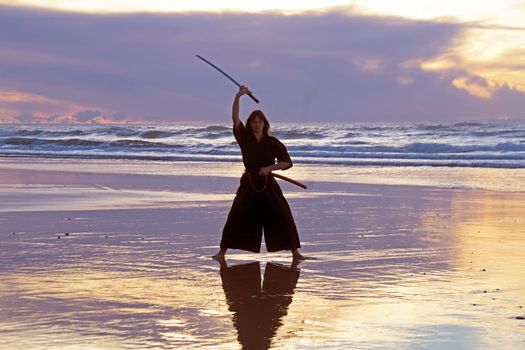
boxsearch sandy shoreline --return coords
[1,157,524,349]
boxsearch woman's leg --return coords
[214,176,264,258]
[262,180,301,253]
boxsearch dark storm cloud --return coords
[0,5,522,122]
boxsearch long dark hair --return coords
[246,110,271,136]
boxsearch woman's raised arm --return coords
[232,86,251,130]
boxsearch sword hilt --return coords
[248,93,259,104]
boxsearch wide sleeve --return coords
[233,121,246,146]
[273,138,293,170]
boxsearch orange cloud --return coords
[0,90,64,104]
[451,76,500,99]
[0,89,128,124]
[419,25,525,98]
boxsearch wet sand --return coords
[1,158,524,349]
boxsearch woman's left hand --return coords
[258,166,272,176]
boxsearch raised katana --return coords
[196,55,259,103]
[196,55,306,190]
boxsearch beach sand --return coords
[1,158,524,349]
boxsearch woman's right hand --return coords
[236,86,252,98]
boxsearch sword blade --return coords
[196,54,242,87]
[196,55,259,103]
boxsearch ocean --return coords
[1,121,525,168]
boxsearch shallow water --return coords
[1,160,524,349]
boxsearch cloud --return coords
[419,23,525,96]
[13,110,118,124]
[0,0,352,14]
[452,76,499,99]
[111,111,128,121]
[15,113,36,123]
[0,5,523,123]
[0,90,51,104]
[72,110,101,122]
[351,56,383,72]
[0,87,128,124]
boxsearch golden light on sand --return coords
[449,191,525,290]
[3,267,234,347]
[8,269,221,308]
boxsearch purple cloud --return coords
[1,5,523,123]
[72,110,101,122]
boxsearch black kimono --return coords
[220,122,301,253]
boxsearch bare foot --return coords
[212,248,227,261]
[292,254,305,261]
[212,253,225,260]
[292,249,305,261]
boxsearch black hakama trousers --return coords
[220,173,301,253]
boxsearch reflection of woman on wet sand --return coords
[213,86,304,261]
[217,260,300,349]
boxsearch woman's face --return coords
[250,116,265,134]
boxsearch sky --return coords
[0,1,524,124]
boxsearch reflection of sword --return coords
[272,173,307,189]
[196,54,259,103]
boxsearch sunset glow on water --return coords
[1,159,524,349]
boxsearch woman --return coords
[213,86,304,261]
